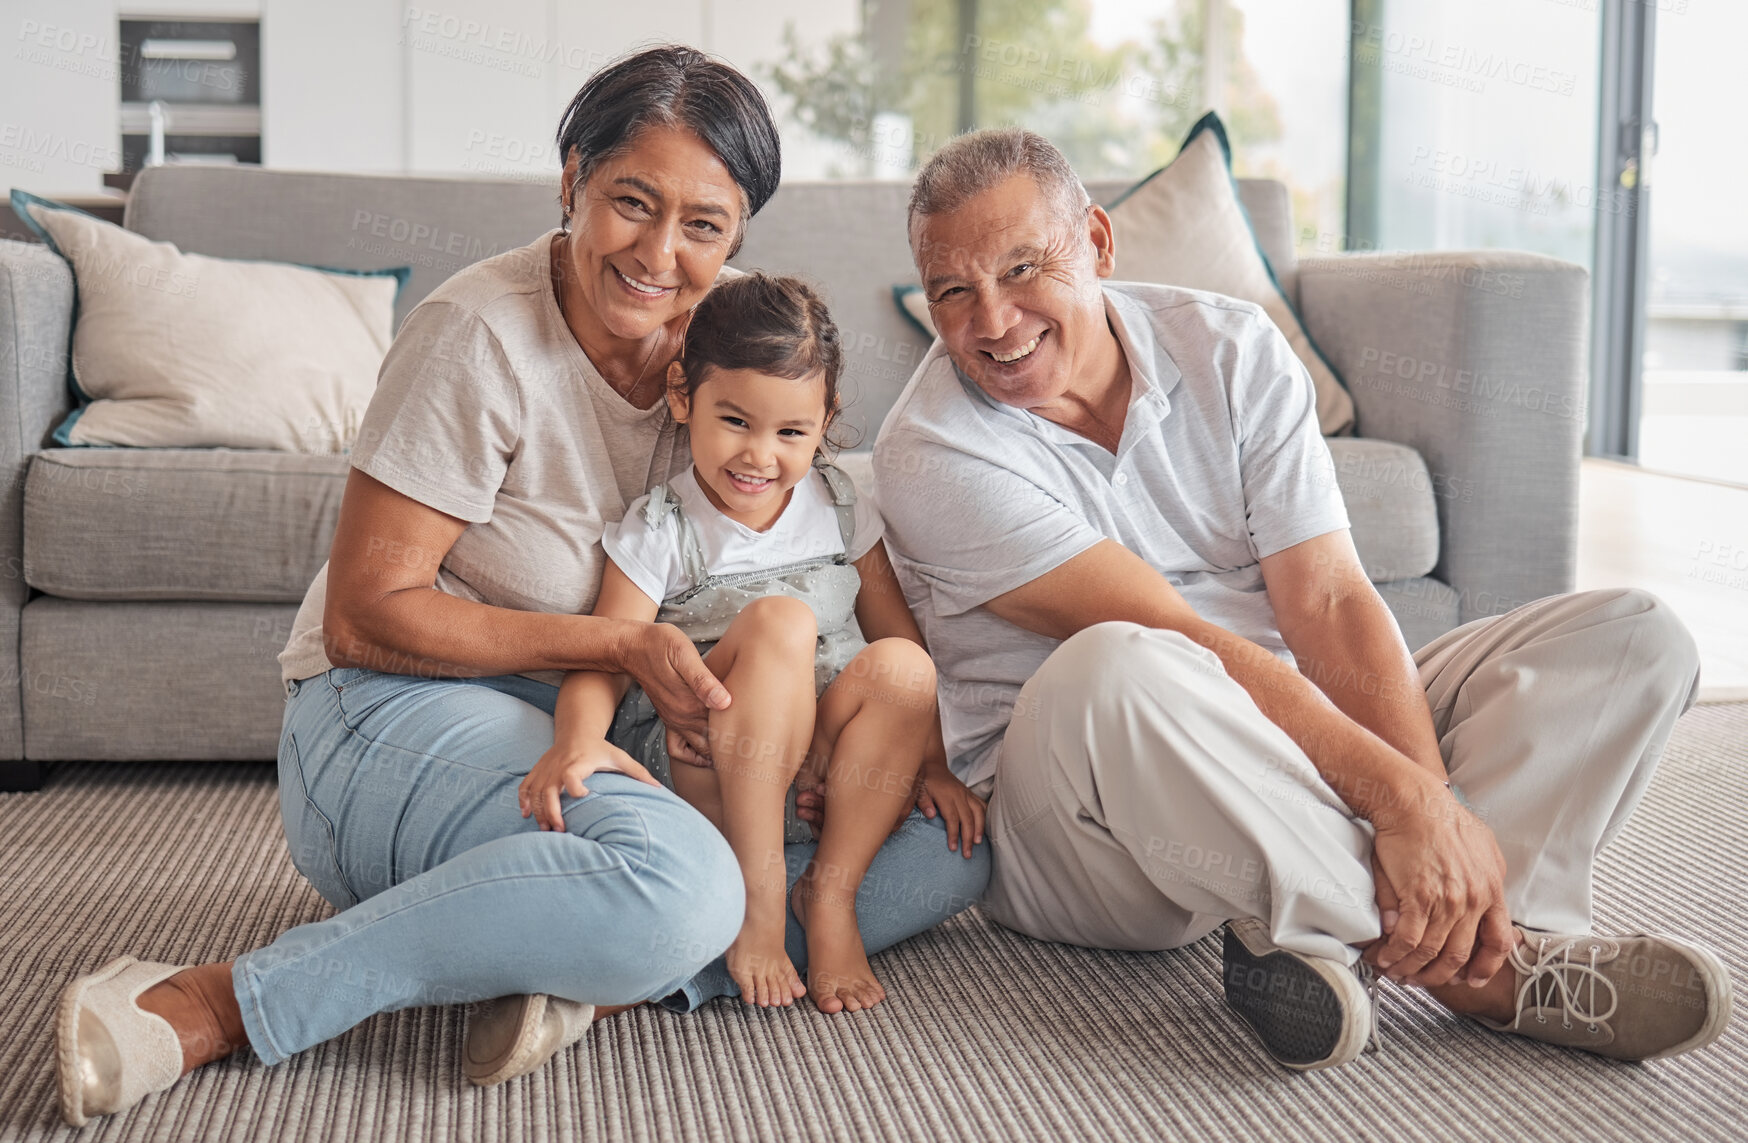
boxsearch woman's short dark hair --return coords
[675,272,851,452]
[555,45,781,256]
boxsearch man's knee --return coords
[1588,588,1700,699]
[1027,621,1222,714]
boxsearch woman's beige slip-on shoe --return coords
[463,993,595,1086]
[56,956,189,1127]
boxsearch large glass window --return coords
[766,0,1349,250]
[1637,3,1748,486]
[1347,0,1603,271]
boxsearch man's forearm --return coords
[1187,619,1447,829]
[1286,594,1446,780]
[980,539,1446,825]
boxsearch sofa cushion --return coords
[1324,438,1441,582]
[21,597,292,760]
[1375,576,1461,651]
[24,449,347,602]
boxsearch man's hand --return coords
[1363,781,1513,988]
[916,761,985,858]
[622,623,729,762]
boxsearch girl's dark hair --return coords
[676,273,852,452]
[555,45,781,256]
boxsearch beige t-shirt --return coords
[277,229,694,688]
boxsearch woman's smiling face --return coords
[560,125,746,344]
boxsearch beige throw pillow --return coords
[1106,116,1355,435]
[22,198,400,452]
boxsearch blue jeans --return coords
[232,667,989,1065]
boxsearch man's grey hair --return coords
[907,127,1091,241]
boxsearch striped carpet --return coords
[2,704,1744,1142]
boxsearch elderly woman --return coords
[54,46,988,1127]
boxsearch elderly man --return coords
[872,127,1730,1070]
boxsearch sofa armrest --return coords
[0,239,78,760]
[1297,250,1587,623]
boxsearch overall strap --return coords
[813,458,860,559]
[640,482,710,588]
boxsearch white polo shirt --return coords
[873,281,1350,787]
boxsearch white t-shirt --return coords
[873,282,1351,787]
[602,466,885,607]
[278,230,703,687]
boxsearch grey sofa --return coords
[0,165,1587,789]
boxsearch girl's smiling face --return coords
[667,362,829,532]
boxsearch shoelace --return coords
[1355,961,1381,1054]
[1509,935,1619,1034]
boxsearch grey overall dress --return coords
[606,460,868,844]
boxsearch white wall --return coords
[1,0,861,197]
[1,0,124,197]
[261,0,403,172]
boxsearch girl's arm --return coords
[851,539,927,647]
[554,559,663,744]
[520,560,667,830]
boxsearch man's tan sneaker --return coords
[1473,927,1732,1061]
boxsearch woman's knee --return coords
[862,813,989,941]
[926,824,991,915]
[651,828,744,971]
[589,780,745,955]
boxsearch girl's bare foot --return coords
[791,867,886,1014]
[725,915,806,1008]
[136,962,247,1076]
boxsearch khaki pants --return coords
[980,589,1701,964]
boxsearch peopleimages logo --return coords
[399,7,613,75]
[1356,347,1584,421]
[1351,21,1579,96]
[1405,146,1633,219]
[0,125,122,172]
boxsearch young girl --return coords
[518,273,980,1014]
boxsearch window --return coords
[767,0,1349,250]
[1637,2,1748,485]
[1345,0,1603,272]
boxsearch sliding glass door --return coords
[1635,4,1748,485]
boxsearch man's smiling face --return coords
[910,172,1117,411]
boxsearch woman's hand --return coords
[622,623,730,762]
[916,759,985,858]
[1361,781,1514,989]
[519,736,662,831]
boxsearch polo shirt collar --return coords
[1104,286,1179,446]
